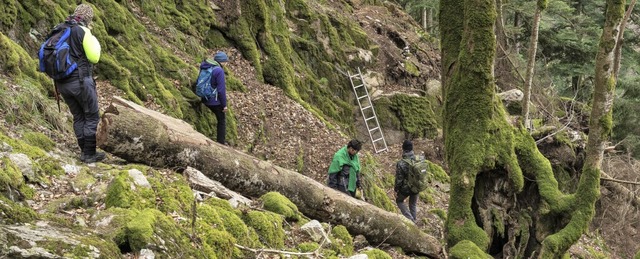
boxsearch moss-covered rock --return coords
[298,241,320,252]
[363,248,393,259]
[21,132,55,152]
[0,195,37,224]
[330,225,354,256]
[205,198,261,249]
[449,240,492,259]
[105,170,155,209]
[242,210,285,249]
[260,191,301,222]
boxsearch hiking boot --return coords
[82,151,106,163]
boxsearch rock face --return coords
[0,222,114,258]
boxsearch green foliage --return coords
[613,76,640,158]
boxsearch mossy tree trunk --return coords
[440,0,625,258]
[97,97,443,257]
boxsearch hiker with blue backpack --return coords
[196,52,229,145]
[39,4,103,163]
[328,139,363,197]
[395,140,429,223]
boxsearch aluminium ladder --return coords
[348,68,388,153]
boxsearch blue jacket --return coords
[200,60,227,108]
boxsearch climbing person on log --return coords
[395,140,420,222]
[327,139,363,197]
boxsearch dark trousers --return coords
[206,105,226,144]
[328,172,349,195]
[57,77,100,155]
[396,192,418,222]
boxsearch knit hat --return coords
[214,52,229,63]
[402,140,413,151]
[205,52,229,64]
[73,4,94,25]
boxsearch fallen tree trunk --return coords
[97,97,443,257]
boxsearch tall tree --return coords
[441,0,627,257]
[522,0,548,129]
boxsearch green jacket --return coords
[328,146,361,192]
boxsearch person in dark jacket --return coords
[50,4,103,163]
[200,52,229,145]
[327,139,362,197]
[395,140,419,222]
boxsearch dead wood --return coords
[97,97,443,257]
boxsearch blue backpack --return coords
[38,23,78,80]
[195,65,219,101]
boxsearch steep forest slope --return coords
[0,0,638,258]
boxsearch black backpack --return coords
[38,22,78,80]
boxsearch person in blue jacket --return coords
[200,52,229,144]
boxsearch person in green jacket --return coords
[327,139,362,197]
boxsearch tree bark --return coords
[522,0,547,130]
[539,0,626,257]
[97,97,443,258]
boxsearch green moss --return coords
[204,199,260,248]
[363,248,392,259]
[0,156,23,190]
[634,250,640,259]
[0,0,17,31]
[430,208,447,220]
[242,210,285,249]
[198,225,236,259]
[204,197,235,211]
[148,170,194,215]
[21,132,55,152]
[298,242,320,252]
[404,60,420,77]
[418,188,436,205]
[360,154,397,212]
[449,240,492,259]
[37,156,64,177]
[0,131,46,158]
[390,94,439,138]
[197,204,225,231]
[105,171,155,209]
[260,192,301,221]
[330,225,354,256]
[0,195,37,223]
[125,208,157,251]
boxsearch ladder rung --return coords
[357,95,368,100]
[375,148,388,153]
[365,116,376,121]
[361,105,372,110]
[354,84,364,89]
[373,137,385,143]
[369,127,379,132]
[350,74,361,79]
